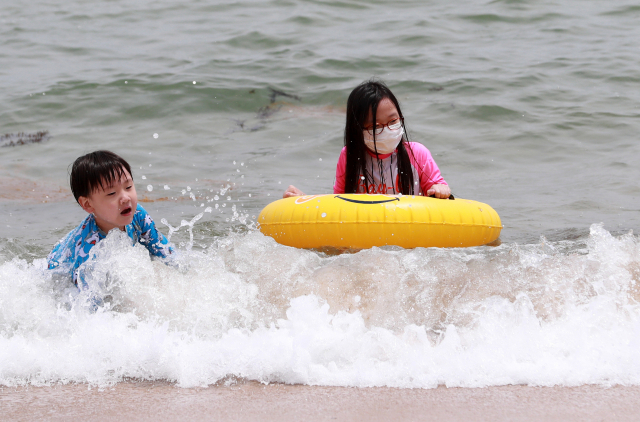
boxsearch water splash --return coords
[160,212,206,250]
[1,224,640,388]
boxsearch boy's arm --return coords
[47,224,90,287]
[134,204,174,258]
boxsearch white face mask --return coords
[363,124,404,154]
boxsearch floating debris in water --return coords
[0,131,51,147]
[257,88,302,119]
[268,87,301,103]
[228,88,304,134]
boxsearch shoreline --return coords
[2,381,639,421]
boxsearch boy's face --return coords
[78,169,138,233]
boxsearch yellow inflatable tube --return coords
[258,194,502,249]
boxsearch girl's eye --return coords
[107,192,116,196]
[126,185,132,190]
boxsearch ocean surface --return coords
[1,0,640,388]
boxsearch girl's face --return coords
[363,98,400,135]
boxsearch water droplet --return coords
[147,185,153,192]
[227,196,231,200]
[214,195,219,200]
[164,185,170,190]
[153,133,159,139]
[193,81,196,84]
[141,175,146,180]
[125,81,128,84]
[319,158,322,161]
[187,186,191,191]
[321,212,327,218]
[248,193,251,197]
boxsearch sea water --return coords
[1,0,640,388]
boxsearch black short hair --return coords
[70,150,133,202]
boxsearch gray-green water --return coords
[2,0,640,389]
[3,0,639,248]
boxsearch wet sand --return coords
[0,177,71,203]
[2,381,639,421]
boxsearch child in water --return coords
[47,150,173,289]
[284,79,451,198]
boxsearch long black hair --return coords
[344,79,417,194]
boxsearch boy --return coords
[48,150,173,288]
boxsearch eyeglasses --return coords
[364,118,403,136]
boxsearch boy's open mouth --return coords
[120,207,132,215]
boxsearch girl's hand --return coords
[426,184,451,199]
[283,185,305,198]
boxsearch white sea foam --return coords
[1,224,639,388]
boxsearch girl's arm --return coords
[283,185,304,198]
[407,143,451,198]
[426,184,451,198]
[333,147,347,194]
[283,147,348,197]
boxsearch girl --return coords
[284,80,451,198]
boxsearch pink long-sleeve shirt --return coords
[333,142,447,195]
